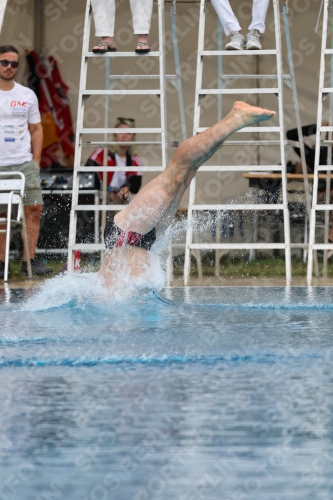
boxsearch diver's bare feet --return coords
[231,101,276,128]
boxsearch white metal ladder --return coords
[184,0,309,286]
[68,0,169,270]
[307,0,333,285]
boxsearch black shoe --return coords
[21,258,53,276]
[0,261,11,279]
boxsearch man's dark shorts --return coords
[0,160,43,212]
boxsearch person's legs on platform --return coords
[130,0,153,53]
[210,0,246,50]
[91,0,117,53]
[210,0,241,36]
[249,0,270,33]
[246,0,270,49]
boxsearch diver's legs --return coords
[114,101,276,234]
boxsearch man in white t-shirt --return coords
[0,45,52,278]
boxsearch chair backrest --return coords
[0,172,26,221]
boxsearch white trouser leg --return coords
[249,0,270,33]
[210,0,241,36]
[91,0,115,37]
[130,0,153,34]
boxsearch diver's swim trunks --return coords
[104,217,156,251]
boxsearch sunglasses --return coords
[0,60,19,68]
[117,117,135,123]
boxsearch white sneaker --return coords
[225,31,246,50]
[246,30,262,50]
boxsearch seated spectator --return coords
[91,0,152,54]
[211,0,270,50]
[85,117,142,204]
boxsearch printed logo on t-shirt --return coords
[12,109,27,117]
[5,138,15,142]
[10,101,27,107]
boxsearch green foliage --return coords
[172,251,333,277]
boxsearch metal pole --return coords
[101,57,110,259]
[170,4,187,142]
[184,0,206,285]
[283,3,319,278]
[274,0,292,284]
[215,17,223,277]
[323,2,333,277]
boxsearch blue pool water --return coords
[0,280,333,499]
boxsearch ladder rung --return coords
[198,88,279,95]
[314,205,333,210]
[196,165,282,172]
[108,75,175,80]
[41,189,97,195]
[76,166,164,172]
[73,205,123,211]
[223,140,282,146]
[82,90,161,96]
[220,74,291,80]
[79,128,162,134]
[321,88,333,94]
[83,141,162,147]
[200,50,277,56]
[196,127,281,133]
[312,244,333,249]
[319,126,333,132]
[188,243,286,250]
[84,51,160,57]
[290,244,309,249]
[317,165,333,171]
[324,49,333,54]
[71,244,105,251]
[190,204,285,210]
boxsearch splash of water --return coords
[23,261,166,313]
[22,197,297,312]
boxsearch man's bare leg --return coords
[22,204,43,261]
[114,102,276,235]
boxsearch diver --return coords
[99,101,276,286]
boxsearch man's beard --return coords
[0,73,15,81]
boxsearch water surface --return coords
[0,282,332,499]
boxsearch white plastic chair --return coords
[0,172,32,281]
